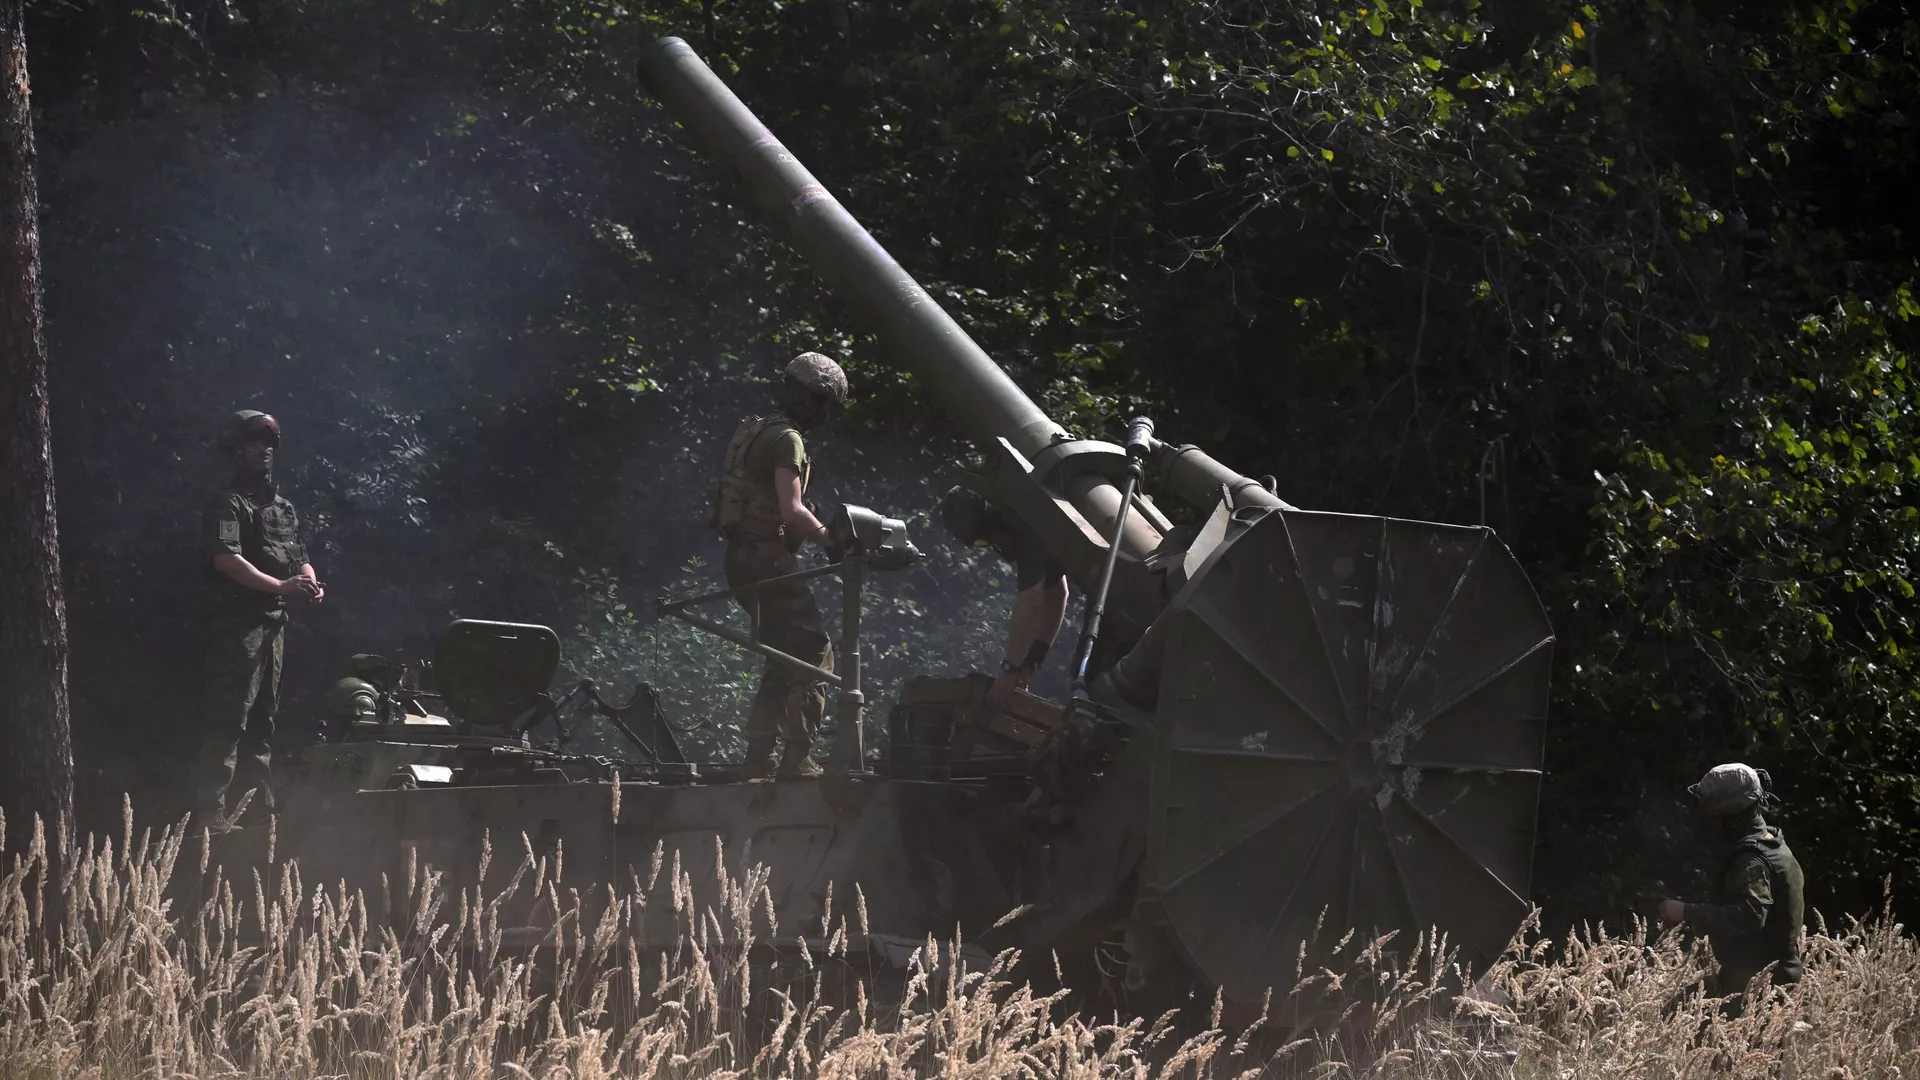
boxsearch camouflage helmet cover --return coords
[216,409,281,450]
[1688,762,1774,814]
[784,351,849,405]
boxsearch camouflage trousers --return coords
[725,538,834,750]
[198,613,285,815]
[1708,965,1800,1019]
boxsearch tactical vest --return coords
[709,415,809,541]
[1710,826,1806,984]
[207,485,305,615]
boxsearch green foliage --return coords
[564,557,759,762]
[563,534,1021,763]
[1587,287,1920,898]
[26,0,1920,925]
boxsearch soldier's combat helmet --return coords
[783,352,849,405]
[216,409,281,451]
[1688,762,1776,815]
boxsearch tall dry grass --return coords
[2,799,1916,1079]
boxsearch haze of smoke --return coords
[562,439,1031,763]
[42,65,1013,803]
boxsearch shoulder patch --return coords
[219,519,241,542]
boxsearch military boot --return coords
[745,736,779,779]
[779,741,823,779]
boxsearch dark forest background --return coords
[20,0,1920,932]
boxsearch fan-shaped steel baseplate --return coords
[1144,509,1552,1001]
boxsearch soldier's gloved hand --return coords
[1657,898,1686,926]
[989,670,1028,709]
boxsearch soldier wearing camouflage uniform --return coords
[1659,763,1806,1008]
[710,353,849,779]
[197,410,323,830]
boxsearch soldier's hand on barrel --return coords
[1658,898,1686,926]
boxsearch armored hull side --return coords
[273,776,1033,954]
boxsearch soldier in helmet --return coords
[1658,762,1806,1009]
[708,353,849,778]
[197,409,324,831]
[941,487,1069,705]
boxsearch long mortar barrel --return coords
[636,37,1066,459]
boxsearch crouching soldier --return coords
[1658,762,1805,1013]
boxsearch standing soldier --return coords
[1658,763,1806,1011]
[709,353,849,778]
[198,410,323,831]
[940,487,1070,705]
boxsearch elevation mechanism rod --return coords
[836,555,866,771]
[1070,417,1155,697]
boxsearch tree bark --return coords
[0,0,74,857]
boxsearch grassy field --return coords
[1,801,1913,1078]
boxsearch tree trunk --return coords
[0,0,74,857]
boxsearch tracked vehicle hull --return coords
[278,776,1026,952]
[246,504,1548,1008]
[214,38,1556,1014]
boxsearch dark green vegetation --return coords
[24,0,1920,930]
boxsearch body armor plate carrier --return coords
[709,415,809,540]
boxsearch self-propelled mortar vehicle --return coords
[255,37,1556,1009]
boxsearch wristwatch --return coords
[1000,659,1035,675]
